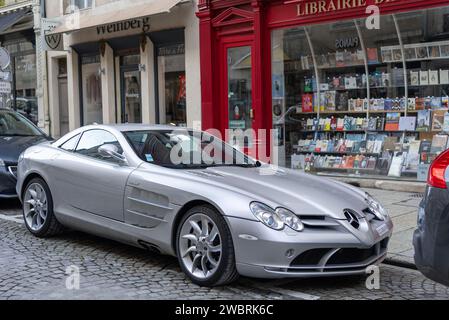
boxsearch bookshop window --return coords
[273,5,449,181]
[396,7,449,181]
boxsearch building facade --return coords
[197,0,449,183]
[0,0,38,124]
[42,0,201,138]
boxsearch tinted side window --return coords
[60,134,80,152]
[75,130,123,163]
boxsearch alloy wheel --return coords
[179,213,222,279]
[23,183,48,232]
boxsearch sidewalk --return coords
[363,188,421,266]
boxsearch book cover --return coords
[388,152,406,177]
[337,92,349,111]
[420,70,429,85]
[431,135,449,154]
[367,48,379,64]
[424,97,432,110]
[431,97,442,109]
[405,140,421,171]
[392,68,405,86]
[410,71,419,86]
[337,118,345,131]
[429,70,439,85]
[432,110,446,131]
[440,69,449,84]
[384,98,393,110]
[385,112,401,131]
[399,116,417,131]
[416,110,431,132]
[443,112,449,133]
[419,140,432,164]
[408,98,416,111]
[302,94,313,113]
[415,97,425,110]
[442,96,449,109]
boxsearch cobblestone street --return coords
[1,189,448,300]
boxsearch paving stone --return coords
[1,193,447,300]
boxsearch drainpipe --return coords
[34,0,50,135]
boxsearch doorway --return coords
[220,38,259,156]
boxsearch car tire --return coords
[22,178,65,238]
[176,205,239,287]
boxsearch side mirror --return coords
[98,144,127,164]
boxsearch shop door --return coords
[121,68,142,123]
[221,40,260,157]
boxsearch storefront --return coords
[0,1,37,124]
[198,0,449,182]
[44,0,200,138]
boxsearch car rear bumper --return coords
[225,216,392,279]
[0,165,18,198]
[414,187,449,286]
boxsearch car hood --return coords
[184,165,368,220]
[0,135,48,164]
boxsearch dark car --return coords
[414,149,449,286]
[0,108,50,199]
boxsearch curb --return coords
[332,177,427,193]
[384,258,417,270]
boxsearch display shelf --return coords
[294,110,419,115]
[293,150,380,156]
[313,167,378,172]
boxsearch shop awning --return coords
[0,8,32,34]
[48,0,185,35]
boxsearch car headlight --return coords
[250,202,304,232]
[0,158,4,167]
[250,202,284,230]
[276,208,304,232]
[366,193,389,219]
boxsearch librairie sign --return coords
[293,0,399,16]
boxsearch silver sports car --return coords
[16,124,393,287]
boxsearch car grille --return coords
[8,166,17,179]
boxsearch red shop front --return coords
[197,0,449,181]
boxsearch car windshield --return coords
[0,110,42,137]
[124,129,259,169]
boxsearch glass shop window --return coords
[81,54,103,125]
[158,44,186,127]
[271,5,449,182]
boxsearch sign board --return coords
[0,48,11,70]
[0,81,11,94]
[42,18,65,51]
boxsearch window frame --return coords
[73,129,126,164]
[61,0,95,15]
[59,133,81,152]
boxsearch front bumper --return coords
[225,216,392,279]
[0,165,18,199]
